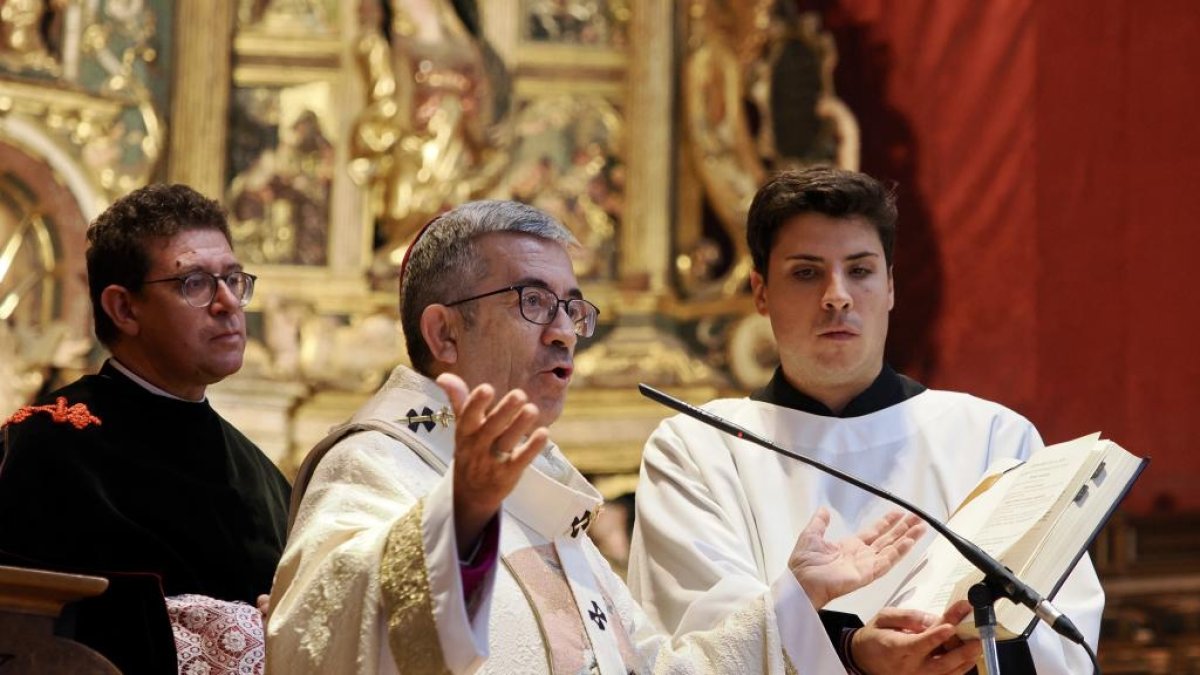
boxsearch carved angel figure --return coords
[681,0,860,299]
[349,0,511,275]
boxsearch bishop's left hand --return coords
[788,507,925,609]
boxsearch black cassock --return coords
[0,360,290,674]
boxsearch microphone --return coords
[637,383,1087,646]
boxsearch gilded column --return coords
[624,0,674,292]
[166,0,235,197]
[480,0,520,67]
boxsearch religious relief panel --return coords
[497,94,622,282]
[522,0,631,47]
[227,0,343,269]
[350,0,513,281]
[226,83,336,266]
[219,0,528,404]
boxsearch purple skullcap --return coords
[398,215,442,286]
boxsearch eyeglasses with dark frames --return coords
[444,285,600,337]
[143,270,258,308]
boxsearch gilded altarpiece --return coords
[166,1,864,505]
[0,0,171,419]
[206,0,393,464]
[193,1,631,483]
[0,0,861,508]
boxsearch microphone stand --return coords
[970,582,1004,674]
[638,384,1090,675]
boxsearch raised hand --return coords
[849,601,982,675]
[788,507,925,609]
[437,373,549,554]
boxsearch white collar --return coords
[108,358,206,403]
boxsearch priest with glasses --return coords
[0,184,290,674]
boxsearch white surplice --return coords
[267,365,844,674]
[628,390,1104,675]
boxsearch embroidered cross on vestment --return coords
[588,600,607,631]
[401,406,454,432]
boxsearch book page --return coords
[942,443,1100,627]
[993,440,1145,635]
[969,437,1099,567]
[886,436,1098,617]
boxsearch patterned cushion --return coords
[166,594,265,675]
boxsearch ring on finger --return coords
[492,448,513,463]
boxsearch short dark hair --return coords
[87,184,230,345]
[400,200,575,375]
[746,167,897,275]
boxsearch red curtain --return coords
[817,0,1200,512]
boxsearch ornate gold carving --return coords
[726,313,777,389]
[78,0,163,193]
[620,0,672,291]
[0,0,65,74]
[0,166,90,417]
[226,0,349,269]
[522,0,631,47]
[499,94,622,280]
[349,0,513,277]
[0,204,55,326]
[669,1,862,389]
[0,199,61,416]
[0,79,127,197]
[238,296,404,393]
[573,319,721,389]
[0,0,164,199]
[679,1,859,301]
[237,0,339,37]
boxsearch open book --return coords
[885,433,1147,640]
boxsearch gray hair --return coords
[400,200,576,374]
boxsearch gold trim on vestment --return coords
[380,498,449,674]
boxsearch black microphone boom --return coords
[637,383,1087,646]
